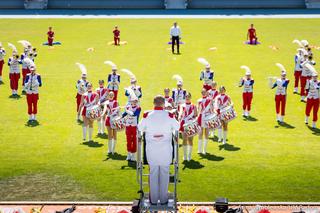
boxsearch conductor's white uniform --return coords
[138,107,179,204]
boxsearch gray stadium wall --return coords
[0,0,307,9]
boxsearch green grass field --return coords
[0,18,319,202]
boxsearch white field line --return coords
[0,14,320,19]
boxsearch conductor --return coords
[170,22,181,54]
[138,95,179,205]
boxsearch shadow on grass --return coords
[219,143,241,151]
[182,159,204,170]
[77,119,83,125]
[96,133,108,139]
[9,94,21,99]
[103,153,127,161]
[121,160,137,170]
[25,120,40,127]
[199,153,224,161]
[209,135,219,142]
[243,116,258,122]
[0,81,4,85]
[307,126,320,136]
[81,140,104,148]
[274,121,295,129]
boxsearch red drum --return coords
[183,119,201,137]
[86,105,102,120]
[220,106,237,123]
[111,116,125,131]
[204,113,221,129]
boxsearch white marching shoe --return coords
[312,122,317,129]
[305,116,309,124]
[126,152,131,161]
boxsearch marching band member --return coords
[164,88,173,107]
[197,88,212,154]
[179,92,197,161]
[24,64,42,122]
[78,83,99,142]
[122,92,141,161]
[207,81,219,138]
[300,55,316,101]
[75,63,89,121]
[138,95,179,205]
[293,48,304,93]
[215,86,233,144]
[7,43,21,96]
[47,26,54,46]
[239,66,254,117]
[304,64,319,129]
[170,22,181,54]
[0,43,6,84]
[105,61,120,100]
[105,91,120,154]
[96,80,108,134]
[172,74,186,109]
[18,40,34,94]
[121,69,142,103]
[113,26,120,46]
[269,63,290,123]
[198,58,214,91]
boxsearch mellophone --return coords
[183,106,237,137]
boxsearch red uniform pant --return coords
[249,36,256,44]
[0,60,4,76]
[126,126,137,153]
[9,73,20,90]
[294,71,301,88]
[22,68,30,86]
[275,94,286,116]
[48,38,53,46]
[109,90,118,100]
[305,98,319,122]
[242,92,253,111]
[114,37,120,45]
[76,93,82,112]
[300,76,311,96]
[27,93,39,115]
[203,84,212,91]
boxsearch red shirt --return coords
[113,29,120,37]
[248,28,256,37]
[47,30,54,39]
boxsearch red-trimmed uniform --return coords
[300,60,315,99]
[24,71,42,119]
[165,95,173,107]
[305,78,320,125]
[200,70,214,91]
[76,79,89,112]
[197,96,212,127]
[105,99,120,127]
[122,104,141,154]
[20,52,31,88]
[96,86,108,105]
[47,30,54,46]
[272,78,289,121]
[8,56,21,94]
[0,47,6,82]
[81,91,99,117]
[179,102,197,132]
[215,93,232,144]
[239,77,254,114]
[107,73,120,100]
[294,52,303,92]
[172,88,186,108]
[113,29,120,45]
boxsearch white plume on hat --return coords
[240,65,251,75]
[292,39,303,47]
[197,57,210,68]
[24,57,35,67]
[301,40,309,47]
[172,74,183,85]
[18,40,32,48]
[305,63,317,76]
[8,43,17,53]
[75,62,87,76]
[126,87,138,101]
[276,63,286,73]
[104,60,117,70]
[121,68,136,82]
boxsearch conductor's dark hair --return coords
[153,95,165,107]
